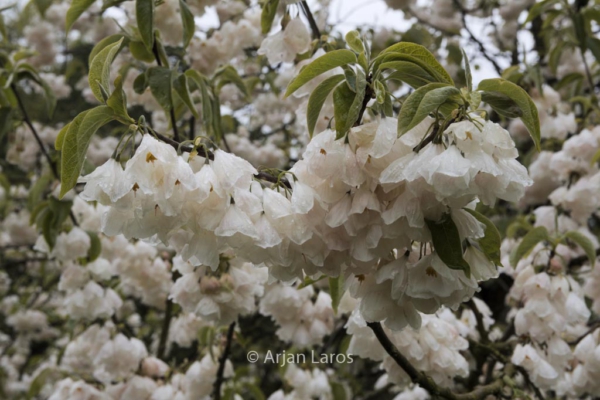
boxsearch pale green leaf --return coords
[377,42,454,85]
[525,0,558,23]
[374,79,385,104]
[381,61,436,89]
[510,226,549,267]
[460,47,472,92]
[562,231,596,267]
[214,65,249,99]
[106,75,132,123]
[86,230,102,262]
[89,34,126,65]
[329,276,345,315]
[129,40,155,62]
[147,66,173,112]
[136,0,154,50]
[398,83,460,135]
[307,74,344,137]
[480,91,522,119]
[55,122,69,151]
[345,30,364,54]
[426,213,471,277]
[478,78,541,150]
[587,37,600,65]
[333,83,356,139]
[334,68,366,138]
[60,106,115,198]
[180,0,195,48]
[285,50,357,97]
[88,37,124,104]
[465,208,501,266]
[261,0,279,34]
[66,0,95,32]
[174,74,199,119]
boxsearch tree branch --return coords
[452,0,503,76]
[367,322,505,400]
[11,83,79,226]
[300,1,321,39]
[212,322,236,400]
[152,41,180,142]
[156,298,173,360]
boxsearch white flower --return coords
[94,334,148,383]
[258,18,311,64]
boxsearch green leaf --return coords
[86,231,102,262]
[464,209,502,266]
[26,368,52,400]
[106,75,132,123]
[180,0,195,48]
[306,74,344,137]
[89,34,126,65]
[147,66,174,112]
[133,71,149,94]
[261,0,279,34]
[173,74,199,119]
[426,213,471,277]
[214,65,249,99]
[460,47,472,92]
[136,0,154,50]
[285,50,357,97]
[478,78,541,151]
[480,91,523,119]
[333,68,366,138]
[377,42,454,85]
[60,106,115,198]
[397,83,461,135]
[333,83,356,139]
[590,148,600,166]
[509,226,549,267]
[27,172,53,212]
[330,381,347,400]
[328,276,345,315]
[374,79,385,104]
[129,40,155,62]
[382,61,437,89]
[66,0,95,32]
[562,231,596,268]
[89,37,125,104]
[525,0,558,23]
[55,123,69,151]
[587,37,600,65]
[345,30,364,54]
[15,64,56,118]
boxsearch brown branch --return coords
[212,322,236,400]
[152,41,180,142]
[367,322,505,400]
[451,0,503,76]
[11,84,79,226]
[300,1,321,39]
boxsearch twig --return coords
[466,299,489,343]
[212,322,236,400]
[452,0,503,76]
[367,322,505,400]
[10,84,79,226]
[11,84,58,179]
[152,42,180,142]
[300,1,321,39]
[156,298,174,360]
